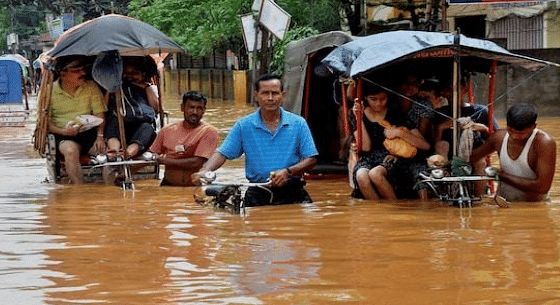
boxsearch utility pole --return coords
[441,0,448,31]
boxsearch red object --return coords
[355,78,363,153]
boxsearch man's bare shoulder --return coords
[488,129,507,147]
[536,129,557,151]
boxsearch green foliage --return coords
[0,0,131,53]
[277,0,342,32]
[129,0,251,57]
[269,26,319,75]
[128,0,343,61]
[0,4,47,51]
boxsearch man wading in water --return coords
[192,74,318,206]
[470,103,556,202]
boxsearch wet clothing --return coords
[151,121,218,159]
[105,120,156,154]
[244,177,312,206]
[218,107,317,206]
[404,97,433,131]
[433,104,499,160]
[218,107,318,183]
[106,82,157,151]
[50,80,106,129]
[50,80,106,156]
[498,128,545,201]
[150,121,219,186]
[400,97,433,193]
[54,128,98,156]
[351,110,418,199]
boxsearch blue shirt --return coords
[218,108,318,182]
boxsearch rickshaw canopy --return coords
[283,31,354,115]
[322,30,560,78]
[48,14,184,58]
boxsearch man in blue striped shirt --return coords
[192,74,318,206]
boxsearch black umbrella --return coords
[48,14,184,57]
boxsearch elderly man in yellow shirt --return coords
[49,57,107,184]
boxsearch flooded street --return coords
[2,96,560,304]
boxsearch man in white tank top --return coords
[470,103,556,202]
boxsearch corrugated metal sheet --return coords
[491,15,543,50]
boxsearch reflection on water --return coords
[3,101,560,303]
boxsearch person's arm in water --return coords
[498,132,557,194]
[191,152,227,185]
[270,157,317,188]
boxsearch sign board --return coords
[259,0,291,40]
[6,33,18,46]
[49,18,64,40]
[241,14,262,53]
[252,0,263,11]
[61,13,74,30]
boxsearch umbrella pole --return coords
[452,32,461,157]
[356,77,363,153]
[115,88,134,190]
[486,60,498,195]
[487,60,497,133]
[340,78,350,138]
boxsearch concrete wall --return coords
[545,11,560,48]
[471,49,560,118]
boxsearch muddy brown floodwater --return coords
[1,96,560,304]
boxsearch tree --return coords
[129,0,251,58]
[340,0,363,35]
[127,0,345,57]
[0,3,47,51]
[269,26,319,75]
[0,0,132,52]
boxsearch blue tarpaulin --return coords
[0,59,23,105]
[322,30,559,78]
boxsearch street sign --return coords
[6,33,18,46]
[258,0,291,40]
[241,14,262,53]
[252,0,263,11]
[49,18,64,40]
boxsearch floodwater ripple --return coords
[2,104,560,303]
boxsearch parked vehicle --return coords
[0,56,29,127]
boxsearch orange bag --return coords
[378,120,417,158]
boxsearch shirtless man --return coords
[470,103,556,202]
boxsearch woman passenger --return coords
[105,56,160,159]
[351,85,430,200]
